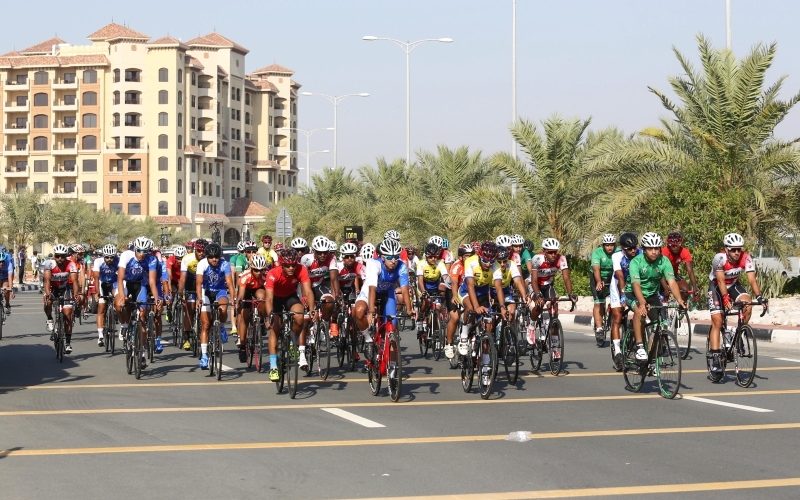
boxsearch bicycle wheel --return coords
[388,333,402,402]
[0,306,4,340]
[316,321,331,380]
[287,336,299,399]
[103,307,112,353]
[214,324,224,381]
[368,342,382,396]
[336,317,347,368]
[655,329,681,399]
[479,333,498,399]
[734,325,757,388]
[124,327,134,374]
[147,314,155,363]
[418,315,429,359]
[674,309,692,360]
[622,323,644,392]
[460,350,474,392]
[529,334,544,373]
[191,312,200,357]
[172,301,183,350]
[134,327,143,380]
[433,310,446,361]
[255,324,265,373]
[55,315,64,363]
[548,319,564,376]
[503,323,520,385]
[276,334,286,393]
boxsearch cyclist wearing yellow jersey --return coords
[177,238,206,350]
[257,234,279,268]
[416,242,451,336]
[491,245,530,325]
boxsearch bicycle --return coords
[594,284,611,347]
[419,292,447,361]
[123,297,147,379]
[496,305,520,385]
[102,291,118,354]
[459,311,498,399]
[667,295,693,360]
[706,299,766,387]
[170,294,184,351]
[622,304,682,399]
[242,299,266,372]
[528,297,575,375]
[51,293,71,362]
[335,295,359,372]
[308,314,331,381]
[364,312,403,402]
[274,310,303,398]
[202,297,224,380]
[0,287,8,340]
[610,304,631,372]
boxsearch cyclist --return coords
[491,244,530,326]
[43,244,80,352]
[456,241,497,357]
[290,237,309,258]
[662,231,699,302]
[152,242,171,353]
[444,243,472,359]
[229,240,256,336]
[304,236,341,339]
[529,238,577,361]
[92,244,119,347]
[358,242,376,265]
[521,239,535,283]
[590,233,617,345]
[165,245,186,323]
[265,248,316,381]
[195,243,234,370]
[609,232,641,366]
[115,237,163,367]
[627,232,687,361]
[69,244,88,319]
[353,238,412,360]
[510,234,525,268]
[337,242,363,299]
[257,234,279,267]
[235,253,268,363]
[416,242,450,337]
[0,246,14,315]
[707,232,766,375]
[178,238,207,350]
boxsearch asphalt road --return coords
[2,292,800,499]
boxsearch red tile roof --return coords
[194,213,230,223]
[0,50,21,57]
[186,32,248,54]
[183,145,204,156]
[149,36,188,49]
[88,23,149,41]
[0,54,109,69]
[217,65,228,77]
[58,55,110,67]
[251,63,293,75]
[226,198,270,218]
[247,79,278,92]
[21,37,66,54]
[185,55,204,70]
[152,215,192,225]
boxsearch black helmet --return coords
[496,247,510,260]
[424,242,441,258]
[619,232,638,249]
[205,243,222,258]
[523,239,534,252]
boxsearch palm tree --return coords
[0,190,46,249]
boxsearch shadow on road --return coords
[0,344,93,393]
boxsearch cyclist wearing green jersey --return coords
[521,239,534,282]
[229,240,256,335]
[590,233,617,345]
[627,232,686,361]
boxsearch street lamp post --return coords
[300,92,369,169]
[278,126,334,187]
[362,35,453,166]
[292,149,331,188]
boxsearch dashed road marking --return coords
[322,407,386,428]
[684,396,774,413]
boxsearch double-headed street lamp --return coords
[300,92,370,169]
[362,35,454,166]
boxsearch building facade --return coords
[0,23,299,231]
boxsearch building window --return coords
[82,91,97,105]
[33,93,48,106]
[191,182,196,195]
[82,159,97,172]
[177,91,182,105]
[216,185,221,197]
[158,157,168,171]
[178,179,183,193]
[63,181,76,194]
[245,93,251,105]
[124,69,141,82]
[191,159,196,173]
[110,181,123,193]
[191,117,196,130]
[124,91,140,104]
[34,182,48,193]
[34,71,48,85]
[158,201,168,215]
[128,203,141,215]
[110,159,123,172]
[178,157,183,171]
[81,136,97,150]
[82,181,97,194]
[83,69,97,83]
[124,113,139,126]
[16,95,27,106]
[82,113,97,128]
[177,113,183,126]
[177,69,183,83]
[34,160,48,172]
[15,182,27,192]
[158,112,168,126]
[158,178,168,193]
[158,67,168,82]
[245,112,250,125]
[33,136,48,151]
[128,181,142,194]
[128,159,141,171]
[191,72,196,86]
[158,134,168,149]
[33,115,47,128]
[158,90,168,104]
[14,161,27,171]
[191,95,196,108]
[62,72,76,84]
[63,137,76,149]
[178,201,183,215]
[110,203,122,214]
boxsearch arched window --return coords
[33,114,48,128]
[158,112,168,126]
[81,135,97,150]
[158,201,168,215]
[33,93,48,106]
[177,157,183,171]
[33,136,48,151]
[158,134,168,149]
[83,69,97,83]
[158,178,168,193]
[113,69,120,82]
[158,67,168,82]
[158,157,168,171]
[178,179,183,193]
[34,71,48,85]
[82,113,97,128]
[158,90,168,104]
[82,91,97,106]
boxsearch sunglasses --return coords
[727,247,743,253]
[281,263,297,268]
[545,250,558,255]
[383,255,400,261]
[342,254,356,259]
[496,259,509,264]
[622,247,637,252]
[479,258,493,265]
[251,268,264,273]
[244,249,255,253]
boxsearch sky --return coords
[7,0,800,175]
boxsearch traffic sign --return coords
[276,208,293,239]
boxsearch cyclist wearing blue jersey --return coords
[92,244,119,347]
[609,232,641,366]
[353,238,412,358]
[0,246,14,315]
[195,243,235,370]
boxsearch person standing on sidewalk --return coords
[17,246,26,285]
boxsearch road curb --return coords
[12,284,40,293]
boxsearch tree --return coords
[0,191,46,249]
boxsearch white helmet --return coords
[495,234,512,248]
[428,235,444,247]
[511,234,524,245]
[602,233,617,244]
[236,241,246,252]
[723,232,745,248]
[134,236,153,251]
[542,238,560,251]
[290,237,308,250]
[53,244,70,255]
[340,242,358,255]
[250,254,267,270]
[383,229,400,241]
[173,245,187,258]
[360,243,376,261]
[327,239,338,252]
[640,232,663,248]
[101,244,117,257]
[311,235,329,252]
[379,238,402,256]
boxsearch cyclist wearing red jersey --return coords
[529,238,576,361]
[43,244,81,352]
[662,231,699,301]
[235,254,268,363]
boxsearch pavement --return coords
[2,293,800,499]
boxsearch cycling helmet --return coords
[480,241,498,260]
[244,240,257,251]
[640,232,663,248]
[667,231,684,246]
[602,233,617,244]
[379,238,402,256]
[428,235,444,248]
[102,244,117,257]
[173,245,187,258]
[250,254,267,270]
[619,232,638,249]
[327,239,338,252]
[205,242,222,258]
[290,237,308,250]
[261,234,273,243]
[340,242,358,256]
[424,242,441,258]
[495,234,512,248]
[71,243,84,253]
[458,243,473,257]
[511,234,524,246]
[236,241,246,252]
[274,242,284,251]
[133,237,152,252]
[542,238,560,251]
[279,248,300,265]
[53,244,70,256]
[360,243,376,261]
[383,229,400,242]
[723,232,745,248]
[496,247,510,260]
[311,235,329,252]
[523,239,534,252]
[194,238,208,252]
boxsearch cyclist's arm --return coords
[530,270,542,296]
[592,264,603,290]
[225,272,235,300]
[685,260,699,292]
[178,269,187,295]
[93,269,101,300]
[493,280,507,314]
[400,285,412,316]
[512,276,528,303]
[665,278,686,309]
[71,271,81,301]
[301,279,316,314]
[466,277,481,311]
[264,287,274,319]
[195,273,204,307]
[43,269,52,297]
[632,281,647,314]
[745,270,762,298]
[614,269,626,295]
[561,268,574,296]
[148,269,160,301]
[416,275,425,296]
[329,267,341,298]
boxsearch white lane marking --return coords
[774,358,800,363]
[321,407,386,428]
[685,396,773,413]
[221,364,234,372]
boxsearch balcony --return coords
[3,166,29,178]
[52,145,78,156]
[3,102,29,113]
[4,123,29,134]
[52,79,78,90]
[52,165,78,177]
[52,122,77,133]
[51,189,77,198]
[4,146,28,156]
[52,100,78,111]
[5,80,29,90]
[199,129,216,142]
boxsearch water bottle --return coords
[723,327,734,348]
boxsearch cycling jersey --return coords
[531,253,569,287]
[449,259,465,292]
[180,253,201,290]
[519,249,533,278]
[662,246,693,277]
[305,254,338,288]
[196,258,231,292]
[118,250,158,287]
[590,246,615,282]
[493,261,521,288]
[441,249,454,266]
[92,256,119,284]
[610,249,641,307]
[45,259,77,289]
[166,255,182,285]
[230,252,249,274]
[362,258,409,295]
[337,261,363,289]
[625,253,674,297]
[406,255,420,274]
[709,251,755,287]
[510,251,521,268]
[462,258,494,292]
[256,247,279,267]
[417,259,449,292]
[266,264,310,298]
[238,269,266,291]
[0,253,14,281]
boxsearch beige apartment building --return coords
[0,23,299,242]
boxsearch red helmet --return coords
[274,242,284,251]
[480,241,497,260]
[667,232,683,246]
[278,248,300,266]
[194,238,208,253]
[261,234,273,243]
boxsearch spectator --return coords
[17,246,26,284]
[31,250,40,279]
